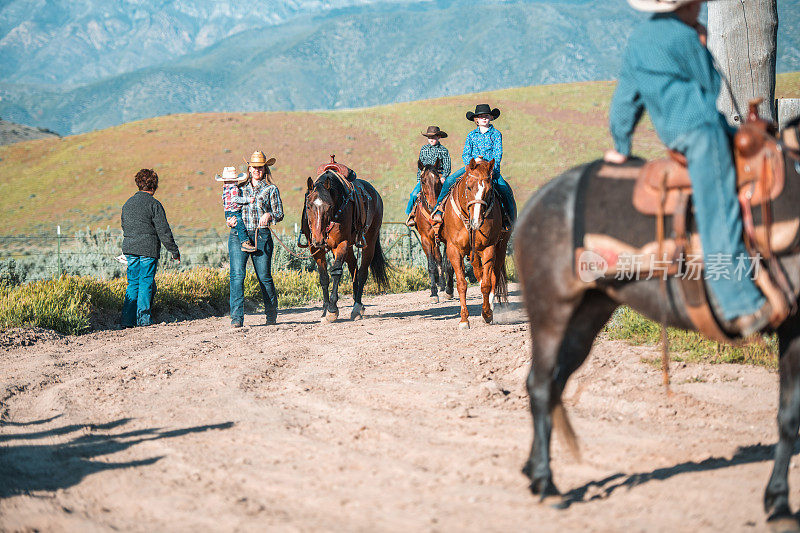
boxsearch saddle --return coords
[629,99,793,341]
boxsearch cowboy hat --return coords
[214,166,247,183]
[245,151,277,168]
[466,104,501,121]
[421,125,448,139]
[627,0,704,12]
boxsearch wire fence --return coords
[0,223,432,284]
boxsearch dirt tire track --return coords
[0,285,794,531]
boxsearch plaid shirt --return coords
[416,143,452,180]
[221,183,248,212]
[463,125,502,171]
[239,180,284,231]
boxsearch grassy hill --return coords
[1,74,799,238]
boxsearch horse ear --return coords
[306,177,313,190]
[468,158,477,170]
[487,159,495,175]
[418,159,424,170]
[435,157,442,171]
[324,176,331,190]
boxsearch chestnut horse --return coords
[305,170,389,321]
[413,159,454,302]
[514,117,800,527]
[440,158,510,328]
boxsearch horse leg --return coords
[764,316,800,529]
[313,250,330,320]
[351,240,374,321]
[426,241,440,303]
[443,251,454,299]
[478,246,496,324]
[523,290,616,502]
[325,242,349,323]
[435,242,447,295]
[446,243,470,329]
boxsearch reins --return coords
[446,170,496,262]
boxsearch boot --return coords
[733,300,772,337]
[241,241,257,252]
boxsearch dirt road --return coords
[0,285,793,531]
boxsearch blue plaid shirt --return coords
[416,143,452,180]
[609,13,730,156]
[239,180,284,231]
[463,125,502,170]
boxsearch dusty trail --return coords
[0,285,793,531]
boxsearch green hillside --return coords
[1,74,798,237]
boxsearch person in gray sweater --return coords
[120,168,180,327]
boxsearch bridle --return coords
[306,171,353,250]
[447,169,496,260]
[418,166,441,217]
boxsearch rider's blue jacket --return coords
[462,125,503,171]
[609,13,730,156]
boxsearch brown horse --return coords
[304,170,389,321]
[514,116,800,527]
[440,158,510,328]
[413,159,454,302]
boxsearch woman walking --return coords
[227,151,284,327]
[120,168,180,327]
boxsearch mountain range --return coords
[1,0,798,135]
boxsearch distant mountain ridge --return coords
[1,0,798,135]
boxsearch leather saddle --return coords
[628,99,792,342]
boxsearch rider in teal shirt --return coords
[605,0,769,335]
[432,104,516,225]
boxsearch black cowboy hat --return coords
[466,104,500,121]
[421,125,448,139]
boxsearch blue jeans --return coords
[672,125,765,320]
[406,181,422,215]
[229,228,278,323]
[436,166,517,221]
[121,255,158,327]
[225,210,250,245]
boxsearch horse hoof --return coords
[443,292,454,301]
[350,303,364,321]
[768,513,800,533]
[430,295,440,304]
[458,321,470,330]
[325,311,339,323]
[482,311,493,324]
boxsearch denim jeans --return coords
[225,210,250,245]
[671,125,765,320]
[436,166,517,221]
[229,228,278,323]
[121,255,158,326]
[406,181,422,214]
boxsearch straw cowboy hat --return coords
[421,125,448,139]
[466,104,501,121]
[627,0,704,12]
[214,166,247,183]
[245,151,277,168]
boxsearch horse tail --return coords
[552,401,581,461]
[370,237,390,291]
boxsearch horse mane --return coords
[310,170,346,208]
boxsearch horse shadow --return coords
[0,417,233,499]
[558,442,798,508]
[378,295,526,324]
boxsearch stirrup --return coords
[297,232,309,248]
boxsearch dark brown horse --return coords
[304,170,389,321]
[514,118,800,527]
[440,158,510,328]
[413,159,454,302]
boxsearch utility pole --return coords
[707,0,778,125]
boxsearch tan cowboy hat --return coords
[245,151,277,168]
[421,125,448,139]
[214,166,247,183]
[627,0,704,12]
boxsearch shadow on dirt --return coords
[558,442,798,508]
[0,417,233,498]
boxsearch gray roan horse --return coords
[514,118,800,526]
